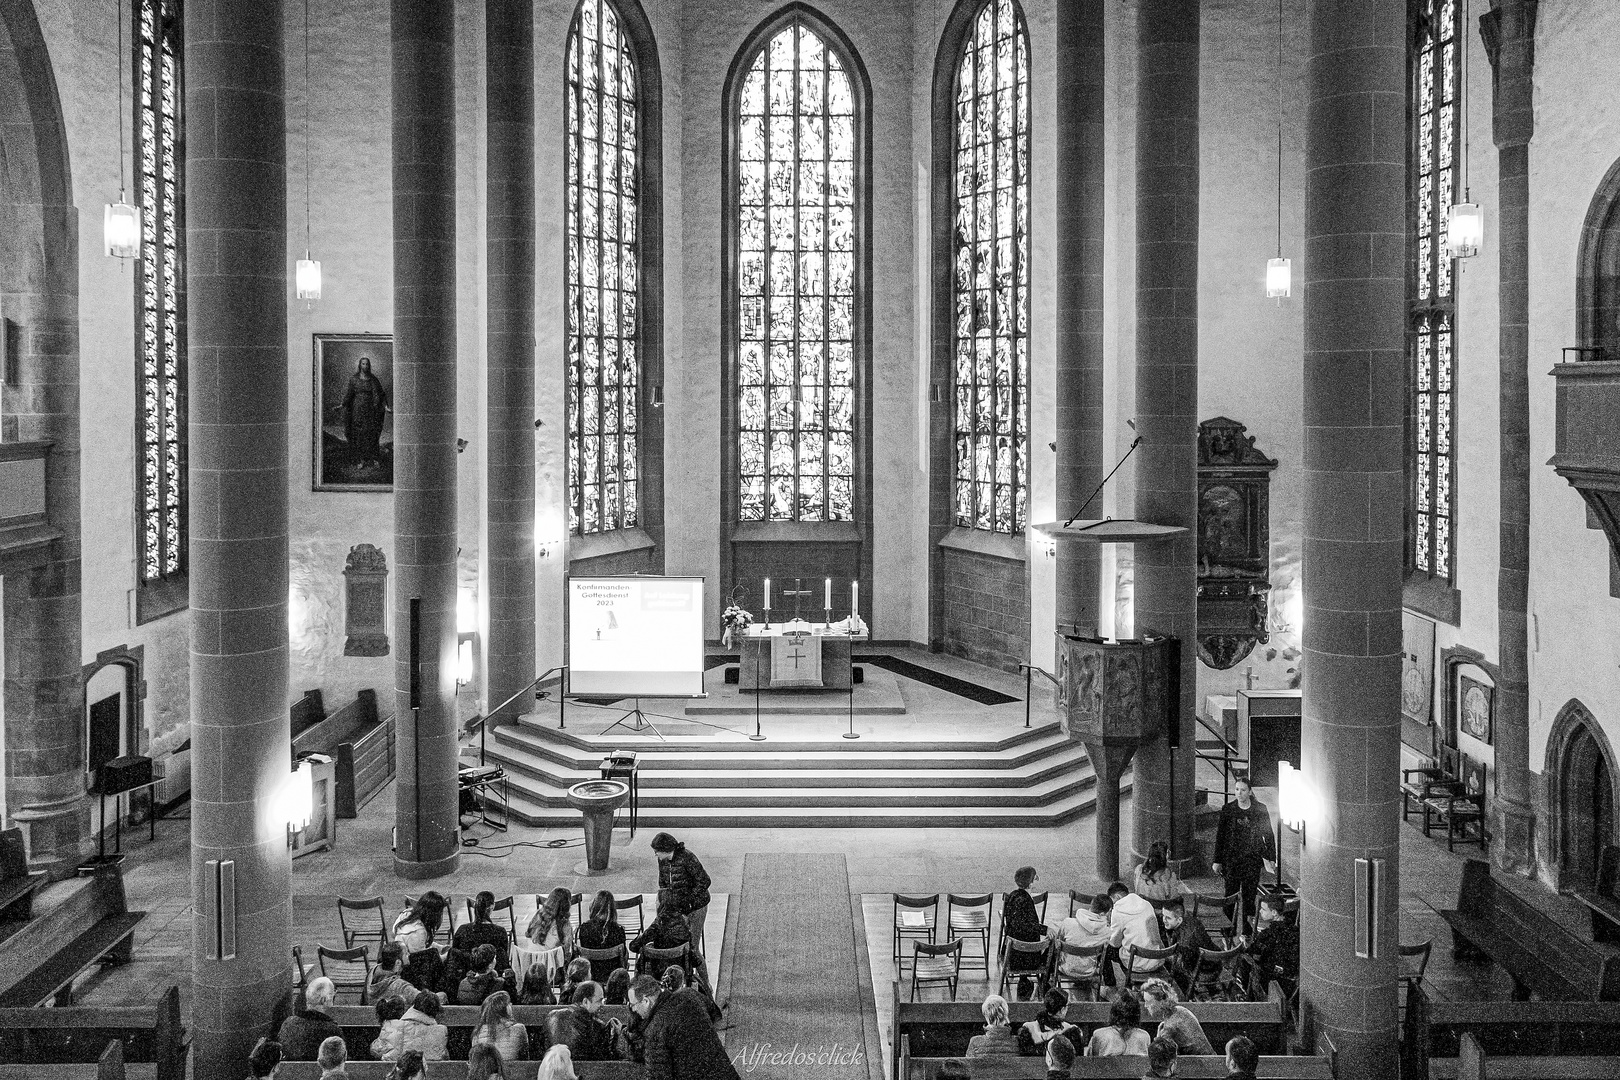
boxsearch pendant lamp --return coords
[295,0,323,300]
[1445,2,1482,260]
[104,0,140,259]
[1264,0,1289,299]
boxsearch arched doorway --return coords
[1547,700,1620,891]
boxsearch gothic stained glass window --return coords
[734,20,858,522]
[567,0,640,535]
[950,0,1028,534]
[1410,0,1457,580]
[136,0,186,590]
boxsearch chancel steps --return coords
[482,715,1119,828]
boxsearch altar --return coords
[738,622,867,691]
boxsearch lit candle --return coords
[824,577,832,609]
[851,580,859,619]
[763,578,771,609]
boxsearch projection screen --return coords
[566,576,706,697]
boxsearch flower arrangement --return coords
[721,603,753,649]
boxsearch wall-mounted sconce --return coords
[931,381,947,404]
[456,438,469,453]
[457,632,475,687]
[285,758,314,832]
[534,418,544,429]
[1037,535,1057,559]
[651,385,664,408]
[538,540,559,559]
[1279,759,1307,835]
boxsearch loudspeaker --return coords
[99,754,152,796]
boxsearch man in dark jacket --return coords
[1160,898,1218,998]
[629,974,741,1080]
[1211,777,1276,932]
[550,980,624,1061]
[651,832,712,956]
[1240,895,1299,1001]
[276,977,344,1060]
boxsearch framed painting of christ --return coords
[313,333,394,492]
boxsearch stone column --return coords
[1297,3,1404,1076]
[392,0,460,879]
[1131,0,1199,866]
[1054,0,1106,636]
[185,2,293,1072]
[1481,0,1538,877]
[485,0,536,723]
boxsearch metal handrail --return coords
[1017,663,1062,730]
[467,668,568,763]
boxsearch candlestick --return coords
[824,577,832,609]
[851,581,859,622]
[763,577,771,609]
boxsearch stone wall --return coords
[939,546,1029,671]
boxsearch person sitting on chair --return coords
[368,996,410,1060]
[1053,893,1112,987]
[1107,881,1165,983]
[966,994,1022,1057]
[471,990,529,1063]
[316,1036,347,1080]
[458,944,506,1006]
[247,1038,283,1079]
[1159,899,1218,998]
[1018,988,1082,1056]
[369,943,424,1005]
[526,887,576,954]
[1045,1034,1077,1080]
[1004,866,1049,1000]
[1139,978,1213,1055]
[1146,1036,1180,1078]
[556,956,592,1004]
[454,892,513,972]
[553,980,625,1062]
[393,893,449,956]
[1084,991,1151,1057]
[577,890,629,982]
[1240,895,1298,1001]
[629,889,693,982]
[1225,1036,1259,1080]
[1133,841,1185,903]
[276,977,343,1060]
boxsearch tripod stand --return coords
[600,697,665,740]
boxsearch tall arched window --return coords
[567,0,647,537]
[950,0,1028,534]
[729,11,865,523]
[135,0,187,622]
[1409,0,1458,590]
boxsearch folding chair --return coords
[911,939,964,1001]
[1123,943,1181,992]
[572,892,585,928]
[317,944,373,1005]
[893,894,939,969]
[614,894,645,937]
[947,893,994,973]
[1194,944,1246,1001]
[640,941,690,980]
[1399,940,1433,994]
[998,936,1050,1000]
[402,894,458,934]
[997,890,1049,957]
[292,945,310,1007]
[462,894,519,939]
[1052,941,1107,1001]
[578,942,630,980]
[1068,890,1096,918]
[337,896,389,952]
[1191,890,1243,945]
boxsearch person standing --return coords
[1211,777,1276,931]
[629,974,741,1080]
[651,833,711,956]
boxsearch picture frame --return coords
[313,333,394,492]
[1459,673,1494,745]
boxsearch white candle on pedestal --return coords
[764,577,771,608]
[851,581,859,619]
[824,577,832,609]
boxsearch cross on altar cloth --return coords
[770,623,823,687]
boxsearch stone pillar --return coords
[1054,0,1106,636]
[485,0,536,723]
[1131,0,1199,867]
[1297,3,1404,1075]
[1481,0,1538,877]
[1084,744,1134,881]
[185,2,293,1073]
[392,0,460,879]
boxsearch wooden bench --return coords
[891,988,1289,1080]
[0,1040,138,1080]
[0,987,185,1080]
[0,826,46,923]
[280,1065,642,1080]
[326,1003,632,1061]
[897,1036,1332,1080]
[1572,846,1620,944]
[1433,1031,1620,1080]
[1401,983,1620,1080]
[0,864,145,1007]
[292,688,395,818]
[1432,859,1620,1001]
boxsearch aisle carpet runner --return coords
[722,853,877,1078]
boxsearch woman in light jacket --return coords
[470,991,529,1062]
[378,992,448,1062]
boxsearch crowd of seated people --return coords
[934,1032,1264,1080]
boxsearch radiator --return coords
[155,746,191,806]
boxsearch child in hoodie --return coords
[1106,880,1166,982]
[1053,893,1112,982]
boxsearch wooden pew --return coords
[0,987,184,1080]
[0,826,46,923]
[1433,1031,1620,1080]
[1572,846,1620,945]
[326,1003,632,1061]
[280,1065,642,1080]
[897,1035,1333,1080]
[291,688,395,818]
[0,1040,139,1080]
[1402,983,1620,1080]
[1432,859,1620,1001]
[890,987,1289,1080]
[0,864,145,1007]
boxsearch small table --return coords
[599,754,639,837]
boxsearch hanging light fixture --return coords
[104,0,140,259]
[1446,1,1482,260]
[295,0,323,300]
[1264,0,1289,299]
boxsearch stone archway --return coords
[1545,700,1620,891]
